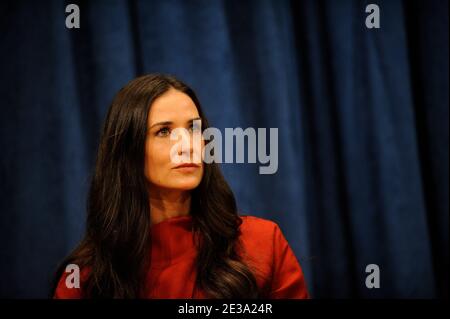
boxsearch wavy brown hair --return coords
[50,74,260,298]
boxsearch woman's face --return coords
[145,88,205,192]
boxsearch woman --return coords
[52,74,309,299]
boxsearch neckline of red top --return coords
[149,215,196,267]
[150,214,193,229]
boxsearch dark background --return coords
[0,0,448,298]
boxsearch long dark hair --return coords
[50,74,260,298]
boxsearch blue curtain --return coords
[0,0,447,298]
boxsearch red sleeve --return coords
[268,224,309,299]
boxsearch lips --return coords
[173,163,200,169]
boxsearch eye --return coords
[156,127,171,137]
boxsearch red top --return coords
[54,215,309,299]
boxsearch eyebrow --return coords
[149,117,201,129]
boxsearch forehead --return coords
[148,88,199,124]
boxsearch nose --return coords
[176,129,193,157]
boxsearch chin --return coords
[170,179,201,191]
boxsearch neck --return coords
[148,187,191,225]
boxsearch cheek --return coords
[145,141,171,180]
